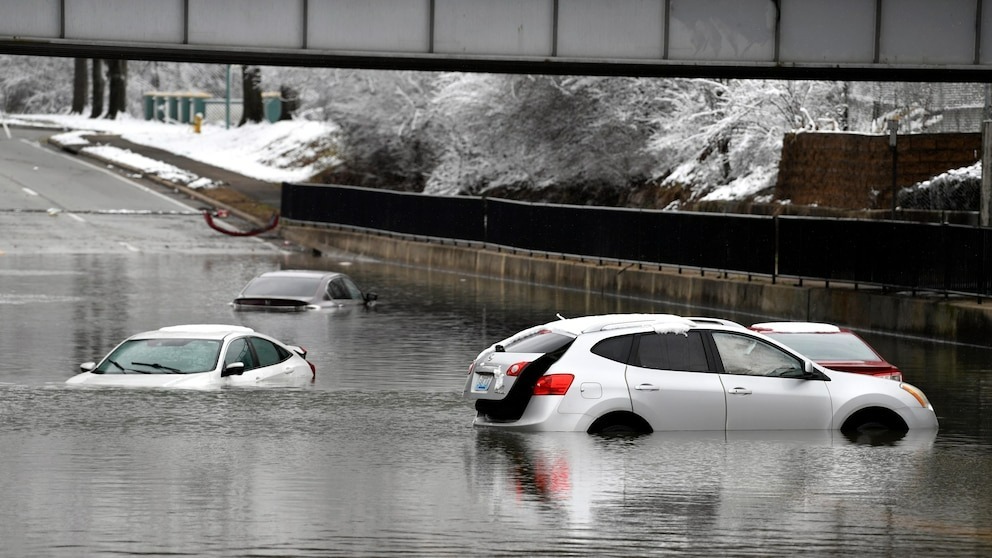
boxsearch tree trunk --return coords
[71,59,88,114]
[89,59,104,118]
[106,59,127,119]
[239,66,264,125]
[279,85,299,121]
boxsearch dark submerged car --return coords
[233,270,377,311]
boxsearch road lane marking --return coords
[67,212,86,223]
[22,140,196,211]
[118,242,140,252]
[21,187,38,196]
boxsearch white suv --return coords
[462,314,938,434]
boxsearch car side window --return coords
[711,332,802,377]
[632,331,710,372]
[591,335,634,363]
[249,336,290,368]
[225,337,257,370]
[340,277,364,299]
[326,279,348,300]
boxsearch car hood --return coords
[66,371,222,389]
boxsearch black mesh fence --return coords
[283,183,992,298]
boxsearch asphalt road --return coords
[0,127,286,256]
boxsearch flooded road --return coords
[2,126,992,556]
[1,251,991,557]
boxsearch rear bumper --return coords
[472,396,592,432]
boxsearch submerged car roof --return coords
[255,270,344,279]
[131,324,255,340]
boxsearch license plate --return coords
[473,373,493,392]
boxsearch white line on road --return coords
[67,212,86,223]
[118,241,140,252]
[22,140,196,212]
[21,187,38,196]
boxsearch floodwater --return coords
[1,250,991,557]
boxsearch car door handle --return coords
[634,383,660,391]
[729,387,752,395]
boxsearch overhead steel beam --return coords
[0,0,990,82]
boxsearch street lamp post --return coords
[888,119,898,220]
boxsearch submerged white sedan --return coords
[67,324,316,388]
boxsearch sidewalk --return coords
[52,133,282,226]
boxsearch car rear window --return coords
[243,276,322,297]
[502,330,574,354]
[764,332,879,361]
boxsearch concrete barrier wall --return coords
[283,224,992,347]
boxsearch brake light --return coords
[533,374,574,395]
[506,361,530,377]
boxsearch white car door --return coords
[624,331,727,431]
[711,332,833,430]
[224,336,305,385]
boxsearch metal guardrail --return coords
[282,182,992,300]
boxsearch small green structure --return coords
[144,91,282,124]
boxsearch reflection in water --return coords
[0,251,991,556]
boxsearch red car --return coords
[749,322,903,381]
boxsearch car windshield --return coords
[242,276,323,298]
[763,332,880,361]
[95,338,222,374]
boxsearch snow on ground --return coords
[4,113,341,185]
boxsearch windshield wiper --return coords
[131,361,181,373]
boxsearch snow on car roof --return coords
[549,314,697,335]
[750,322,842,334]
[149,324,255,338]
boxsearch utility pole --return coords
[982,84,992,227]
[888,119,898,220]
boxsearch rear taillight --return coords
[533,374,574,396]
[506,361,530,377]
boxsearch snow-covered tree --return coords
[646,79,844,206]
[424,73,665,200]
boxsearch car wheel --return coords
[841,407,908,434]
[588,412,652,435]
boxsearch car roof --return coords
[256,270,344,279]
[131,324,255,340]
[750,322,845,334]
[543,314,720,336]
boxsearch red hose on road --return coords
[203,210,279,237]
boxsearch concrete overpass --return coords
[1,0,992,81]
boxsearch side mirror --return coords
[364,291,378,303]
[221,362,246,377]
[80,362,96,373]
[804,360,830,381]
